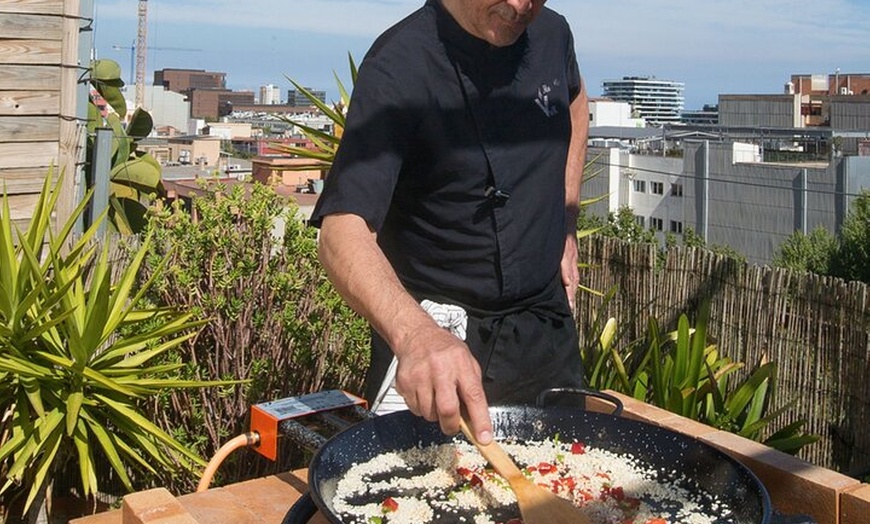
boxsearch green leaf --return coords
[22,377,45,419]
[88,100,101,131]
[22,422,64,514]
[94,394,206,466]
[764,433,821,455]
[126,107,154,139]
[284,76,346,125]
[66,391,84,436]
[111,154,162,192]
[83,415,133,491]
[725,362,774,421]
[97,83,127,119]
[106,113,131,165]
[91,59,123,82]
[73,418,98,497]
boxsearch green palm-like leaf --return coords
[284,77,346,125]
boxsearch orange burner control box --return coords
[249,390,367,461]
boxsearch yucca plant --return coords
[0,171,235,520]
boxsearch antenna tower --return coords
[135,0,148,109]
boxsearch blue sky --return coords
[93,0,870,110]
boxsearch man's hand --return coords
[561,231,579,313]
[394,323,493,444]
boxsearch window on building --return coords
[650,181,664,195]
[635,215,645,228]
[650,217,664,231]
[671,183,684,197]
[670,220,683,234]
[633,180,646,193]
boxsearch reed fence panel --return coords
[576,236,870,477]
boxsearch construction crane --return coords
[113,0,200,109]
[135,0,148,109]
[112,42,202,86]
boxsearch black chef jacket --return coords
[311,0,582,312]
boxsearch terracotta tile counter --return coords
[72,391,870,524]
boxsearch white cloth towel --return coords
[371,300,468,415]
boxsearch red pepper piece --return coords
[381,497,399,513]
[571,442,586,455]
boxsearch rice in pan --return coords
[331,436,735,524]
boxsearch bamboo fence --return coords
[575,236,870,477]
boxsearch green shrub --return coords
[138,180,369,490]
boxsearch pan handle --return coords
[535,388,624,416]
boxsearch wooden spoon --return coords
[459,418,593,524]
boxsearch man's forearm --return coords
[318,213,436,355]
[566,84,590,223]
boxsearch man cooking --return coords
[310,0,589,446]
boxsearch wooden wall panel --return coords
[5,193,40,221]
[56,0,83,223]
[0,92,61,116]
[0,0,84,227]
[0,141,59,169]
[0,39,63,65]
[0,65,62,90]
[0,13,63,39]
[0,1,64,16]
[0,167,52,193]
[0,116,60,141]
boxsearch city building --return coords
[582,145,685,239]
[189,89,255,119]
[588,98,646,128]
[602,76,685,126]
[203,122,253,140]
[682,139,870,263]
[154,68,226,95]
[260,84,282,105]
[718,94,802,128]
[790,73,870,97]
[252,157,327,193]
[167,135,222,167]
[681,105,719,125]
[719,73,870,131]
[286,88,327,107]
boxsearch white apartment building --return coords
[582,147,685,241]
[259,84,282,105]
[122,85,190,133]
[589,99,646,128]
[602,76,685,126]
